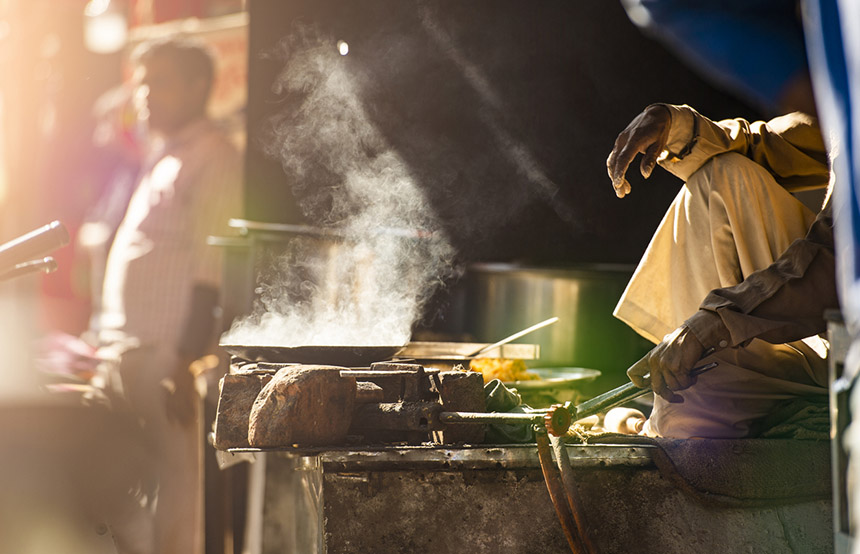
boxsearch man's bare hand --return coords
[627,326,705,403]
[606,104,672,198]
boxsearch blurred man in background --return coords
[95,36,242,554]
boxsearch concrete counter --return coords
[237,440,833,553]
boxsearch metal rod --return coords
[466,316,559,358]
[340,370,422,379]
[550,434,596,554]
[0,220,68,272]
[573,382,650,421]
[537,432,584,554]
[572,361,719,420]
[0,256,58,282]
[438,411,545,424]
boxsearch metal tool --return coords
[466,316,559,358]
[351,405,573,437]
[0,221,68,282]
[440,403,571,437]
[536,431,589,554]
[440,360,718,437]
[535,358,717,553]
[569,361,719,421]
[0,256,58,282]
[220,344,405,366]
[0,220,68,271]
[536,431,596,554]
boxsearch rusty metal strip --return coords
[551,434,597,554]
[234,444,656,471]
[537,431,584,554]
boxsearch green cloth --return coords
[483,379,535,444]
[755,396,830,440]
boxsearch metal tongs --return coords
[569,360,719,421]
[534,357,718,554]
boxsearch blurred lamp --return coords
[84,0,127,54]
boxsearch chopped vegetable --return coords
[469,358,539,384]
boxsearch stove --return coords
[213,358,488,451]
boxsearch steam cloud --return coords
[222,27,458,347]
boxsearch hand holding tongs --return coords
[570,360,718,421]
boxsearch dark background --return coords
[244,0,760,266]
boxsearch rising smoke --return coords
[222,26,458,347]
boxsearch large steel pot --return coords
[464,263,652,389]
[209,220,386,336]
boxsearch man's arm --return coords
[686,199,836,350]
[658,104,829,192]
[607,103,830,196]
[165,131,243,425]
[166,283,220,425]
[632,201,835,401]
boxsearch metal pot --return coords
[209,220,381,335]
[463,263,652,389]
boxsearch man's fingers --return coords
[665,391,685,403]
[606,151,627,190]
[674,370,696,390]
[662,369,681,392]
[613,177,631,198]
[607,134,640,186]
[612,141,639,180]
[606,146,619,181]
[608,138,658,196]
[649,364,680,402]
[650,366,665,396]
[640,142,661,178]
[626,356,651,388]
[606,140,622,180]
[607,105,672,192]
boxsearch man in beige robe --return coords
[607,104,837,438]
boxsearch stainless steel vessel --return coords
[464,263,652,388]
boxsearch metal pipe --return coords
[550,434,596,554]
[439,405,570,437]
[439,411,545,424]
[572,361,719,421]
[0,256,58,282]
[536,432,583,553]
[0,221,68,272]
[465,316,559,358]
[572,381,650,421]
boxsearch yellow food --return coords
[469,358,539,384]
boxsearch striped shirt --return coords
[100,118,242,350]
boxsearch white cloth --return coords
[615,152,819,344]
[101,118,241,347]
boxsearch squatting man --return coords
[606,103,836,438]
